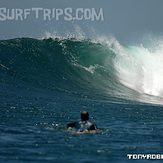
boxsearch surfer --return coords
[67,111,98,133]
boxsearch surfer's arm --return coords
[88,123,98,131]
[67,122,77,128]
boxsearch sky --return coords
[0,0,163,43]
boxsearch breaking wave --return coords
[0,36,163,104]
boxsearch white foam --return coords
[73,63,98,74]
[41,25,87,40]
[114,40,163,97]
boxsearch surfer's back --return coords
[67,111,98,133]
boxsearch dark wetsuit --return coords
[67,120,97,132]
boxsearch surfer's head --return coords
[81,111,89,121]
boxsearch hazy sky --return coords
[0,0,163,43]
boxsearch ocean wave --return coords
[0,37,163,104]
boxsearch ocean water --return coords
[0,37,163,162]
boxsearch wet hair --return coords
[81,111,89,121]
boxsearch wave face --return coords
[0,37,163,104]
